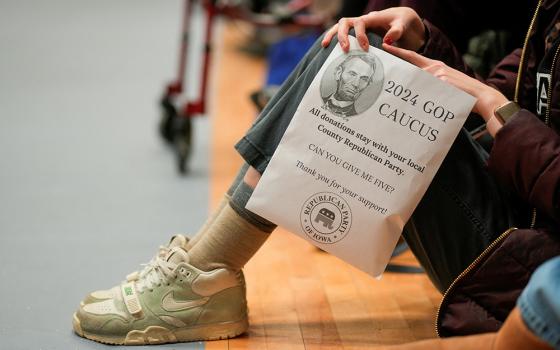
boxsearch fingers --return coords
[321,18,353,52]
[382,23,403,45]
[353,16,369,51]
[321,16,370,52]
[321,24,338,48]
[322,8,426,52]
[337,18,351,52]
[382,43,432,67]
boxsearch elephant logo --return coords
[315,208,335,229]
[300,192,352,244]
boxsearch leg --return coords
[74,30,381,346]
[183,32,364,273]
[188,165,276,271]
[403,129,527,292]
[187,31,381,271]
[185,162,250,250]
[235,31,383,173]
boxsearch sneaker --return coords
[73,247,248,345]
[80,234,190,306]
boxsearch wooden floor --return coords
[207,21,441,349]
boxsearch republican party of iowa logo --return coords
[300,192,352,244]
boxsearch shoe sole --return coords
[73,313,248,345]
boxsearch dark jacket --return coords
[421,0,560,337]
[366,0,533,54]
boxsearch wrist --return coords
[476,92,508,123]
[484,101,520,138]
[493,101,520,125]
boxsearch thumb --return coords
[383,24,404,45]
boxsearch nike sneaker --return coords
[81,234,190,306]
[73,246,248,345]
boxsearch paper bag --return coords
[246,36,476,277]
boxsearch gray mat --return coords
[0,0,211,349]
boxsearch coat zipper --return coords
[517,0,544,229]
[545,42,560,127]
[434,228,517,336]
[531,42,560,228]
[514,0,544,103]
[530,5,560,229]
[435,0,547,336]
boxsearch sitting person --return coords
[72,4,560,348]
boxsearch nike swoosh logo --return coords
[161,292,210,312]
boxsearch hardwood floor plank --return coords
[253,233,306,350]
[313,252,378,349]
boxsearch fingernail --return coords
[384,37,393,45]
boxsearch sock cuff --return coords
[230,182,276,233]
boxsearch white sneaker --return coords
[73,246,248,345]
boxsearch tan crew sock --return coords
[188,203,272,271]
[184,195,230,251]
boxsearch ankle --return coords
[230,182,276,233]
[188,204,272,271]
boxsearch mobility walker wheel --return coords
[159,95,177,143]
[173,114,193,174]
[159,95,193,174]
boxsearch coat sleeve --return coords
[421,20,559,222]
[485,49,523,101]
[487,111,560,223]
[420,20,474,75]
[421,19,522,101]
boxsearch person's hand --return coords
[382,43,508,137]
[321,7,426,53]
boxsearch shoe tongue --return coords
[168,234,189,249]
[165,247,190,264]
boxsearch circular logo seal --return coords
[300,192,352,244]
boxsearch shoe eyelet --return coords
[186,272,192,277]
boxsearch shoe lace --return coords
[135,245,171,280]
[135,255,177,293]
